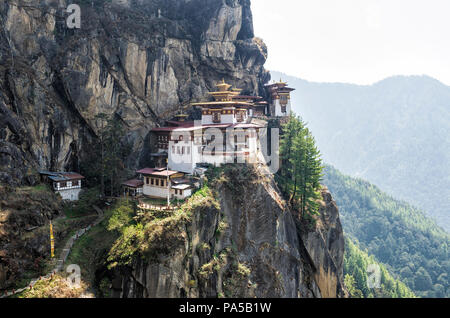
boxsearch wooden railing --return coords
[137,202,179,211]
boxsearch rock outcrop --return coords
[299,187,346,298]
[0,0,269,185]
[113,165,346,298]
[0,185,61,289]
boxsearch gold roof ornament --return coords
[215,79,232,92]
[192,79,255,106]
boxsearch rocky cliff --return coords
[110,165,345,298]
[0,0,269,185]
[1,1,347,298]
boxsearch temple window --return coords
[212,112,221,123]
[237,111,244,122]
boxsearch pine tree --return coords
[278,114,323,217]
[81,113,132,196]
[278,113,305,196]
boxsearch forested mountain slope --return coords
[271,71,450,231]
[344,238,415,298]
[323,165,449,298]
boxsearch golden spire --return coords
[215,79,232,92]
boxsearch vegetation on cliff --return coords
[107,185,219,268]
[13,273,91,298]
[10,163,346,298]
[276,114,323,218]
[324,165,449,298]
[80,114,133,197]
[0,184,98,292]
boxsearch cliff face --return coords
[1,1,347,298]
[0,0,269,185]
[113,165,346,298]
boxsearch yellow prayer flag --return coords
[50,221,55,258]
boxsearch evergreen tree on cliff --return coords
[81,113,132,196]
[278,114,323,217]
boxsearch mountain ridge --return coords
[272,70,450,231]
[323,165,449,298]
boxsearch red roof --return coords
[122,179,144,188]
[40,171,85,181]
[137,168,182,177]
[61,172,85,180]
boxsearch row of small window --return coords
[211,112,247,123]
[54,180,81,188]
[202,110,234,115]
[172,145,192,155]
[174,189,184,195]
[145,177,168,187]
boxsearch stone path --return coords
[0,206,104,298]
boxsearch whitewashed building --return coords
[265,80,295,117]
[137,168,186,199]
[39,171,85,201]
[171,179,194,200]
[121,179,144,197]
[151,81,265,174]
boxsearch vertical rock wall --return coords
[0,0,269,185]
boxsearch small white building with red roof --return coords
[265,80,295,117]
[137,168,184,199]
[121,179,144,197]
[39,171,85,201]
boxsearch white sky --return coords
[251,0,450,85]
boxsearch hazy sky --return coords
[251,0,450,85]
